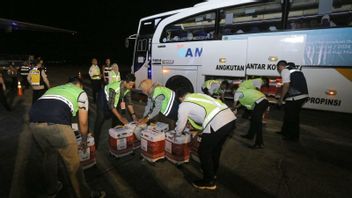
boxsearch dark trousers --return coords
[30,123,91,197]
[0,87,11,111]
[90,79,101,103]
[20,75,29,89]
[247,99,269,145]
[32,89,46,104]
[281,98,306,140]
[93,90,118,149]
[198,120,236,182]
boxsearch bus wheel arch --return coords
[165,75,194,96]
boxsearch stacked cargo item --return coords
[140,122,169,163]
[109,122,147,158]
[164,130,191,165]
[72,123,96,169]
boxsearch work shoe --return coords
[48,181,63,198]
[90,191,106,198]
[192,180,217,190]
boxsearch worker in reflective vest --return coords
[102,58,111,84]
[277,60,308,141]
[234,87,269,149]
[88,58,101,103]
[27,59,50,104]
[20,61,31,89]
[107,63,121,84]
[175,90,236,190]
[138,79,179,128]
[94,74,136,148]
[201,80,229,101]
[29,77,105,198]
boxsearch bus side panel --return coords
[304,68,352,113]
[246,33,306,76]
[201,40,247,77]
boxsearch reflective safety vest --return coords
[103,65,112,80]
[20,65,31,76]
[152,86,175,116]
[184,93,228,130]
[203,80,220,89]
[286,67,308,99]
[40,83,84,116]
[28,67,41,86]
[239,78,263,90]
[108,71,121,83]
[104,81,130,108]
[237,88,265,110]
[90,65,101,80]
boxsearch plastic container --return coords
[165,131,191,165]
[140,129,165,162]
[147,122,169,133]
[75,132,96,169]
[108,126,134,158]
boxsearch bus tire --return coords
[165,75,194,95]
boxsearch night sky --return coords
[0,0,201,65]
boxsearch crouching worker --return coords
[29,77,105,198]
[175,89,236,190]
[234,87,269,149]
[94,73,136,148]
[201,80,228,101]
[138,79,179,128]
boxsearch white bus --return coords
[129,0,352,113]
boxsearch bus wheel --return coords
[165,75,194,95]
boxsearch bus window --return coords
[160,11,216,43]
[288,0,352,30]
[219,0,282,37]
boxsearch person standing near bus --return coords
[0,71,11,111]
[108,63,121,84]
[94,74,136,149]
[138,79,179,128]
[175,90,236,190]
[29,77,105,198]
[20,61,31,89]
[277,60,308,141]
[88,58,102,103]
[201,80,228,101]
[234,86,269,149]
[102,58,112,85]
[27,59,50,104]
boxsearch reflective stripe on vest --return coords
[104,66,112,78]
[40,83,84,116]
[237,88,265,110]
[104,81,121,108]
[203,80,220,89]
[184,93,228,130]
[152,86,175,116]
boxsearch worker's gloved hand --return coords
[80,134,88,152]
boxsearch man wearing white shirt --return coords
[88,58,101,103]
[175,90,236,190]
